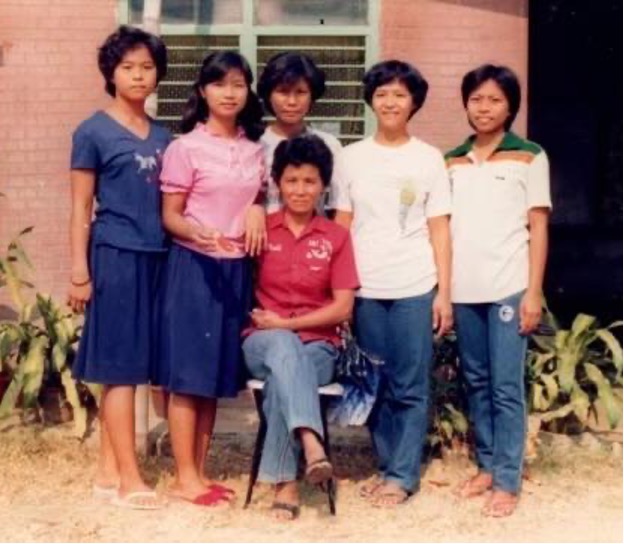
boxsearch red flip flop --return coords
[208,483,236,497]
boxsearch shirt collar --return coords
[196,122,246,140]
[448,131,525,157]
[268,209,329,235]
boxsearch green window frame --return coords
[118,0,379,142]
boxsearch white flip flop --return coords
[92,483,119,501]
[111,490,167,510]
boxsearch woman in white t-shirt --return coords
[333,60,453,507]
[257,52,342,213]
[446,64,551,518]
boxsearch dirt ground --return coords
[0,405,621,543]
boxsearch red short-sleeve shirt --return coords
[250,210,360,345]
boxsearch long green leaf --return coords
[60,368,87,438]
[570,314,597,341]
[541,403,574,423]
[445,403,469,434]
[584,362,621,428]
[570,384,590,423]
[531,383,548,411]
[21,336,48,408]
[0,365,25,418]
[595,329,623,377]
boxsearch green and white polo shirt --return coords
[445,132,552,304]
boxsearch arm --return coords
[428,214,453,338]
[162,192,219,253]
[251,289,354,331]
[244,204,267,257]
[519,208,549,335]
[67,169,95,313]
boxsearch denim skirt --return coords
[72,244,165,385]
[154,243,252,398]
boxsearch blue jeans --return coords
[354,290,435,494]
[242,330,337,483]
[454,290,527,493]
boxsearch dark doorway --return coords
[528,0,622,324]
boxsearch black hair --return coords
[98,25,167,97]
[461,64,521,131]
[180,51,264,141]
[362,60,429,118]
[272,134,333,188]
[257,52,326,116]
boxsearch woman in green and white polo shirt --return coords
[446,64,551,517]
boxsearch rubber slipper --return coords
[270,501,300,520]
[92,483,119,501]
[304,458,333,485]
[111,490,167,510]
[208,483,235,497]
[170,487,232,507]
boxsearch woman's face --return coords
[201,68,248,120]
[371,79,414,132]
[270,78,312,126]
[278,163,324,216]
[466,79,510,134]
[112,45,157,101]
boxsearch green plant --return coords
[428,332,469,453]
[0,228,98,436]
[527,306,623,433]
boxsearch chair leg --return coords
[244,389,267,509]
[320,396,337,516]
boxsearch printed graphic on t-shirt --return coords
[134,149,164,183]
[399,180,417,233]
[306,238,333,261]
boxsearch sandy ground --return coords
[0,404,621,543]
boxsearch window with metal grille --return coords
[122,1,377,142]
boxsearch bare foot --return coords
[369,481,411,508]
[482,489,518,517]
[454,472,493,499]
[359,474,384,498]
[199,476,235,496]
[168,477,211,503]
[270,482,300,521]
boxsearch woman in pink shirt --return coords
[155,51,266,506]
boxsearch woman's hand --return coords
[519,291,542,335]
[190,226,220,253]
[244,204,267,257]
[251,309,289,330]
[67,280,92,314]
[432,291,453,339]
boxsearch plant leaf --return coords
[60,368,87,438]
[0,365,25,418]
[583,362,621,428]
[21,335,48,408]
[570,314,597,341]
[445,403,469,434]
[541,403,574,423]
[541,373,559,405]
[595,329,623,378]
[570,384,590,423]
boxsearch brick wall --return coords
[0,0,117,305]
[380,0,529,151]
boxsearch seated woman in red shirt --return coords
[243,134,359,520]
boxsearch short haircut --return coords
[461,64,521,131]
[363,60,429,118]
[258,52,326,116]
[272,134,333,188]
[98,25,167,97]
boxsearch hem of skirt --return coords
[258,472,297,484]
[71,372,149,386]
[166,383,241,398]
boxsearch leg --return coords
[244,388,267,508]
[94,387,119,490]
[353,298,392,486]
[243,330,328,484]
[195,397,217,484]
[485,291,527,515]
[167,392,210,500]
[455,302,495,494]
[102,385,163,507]
[372,292,434,505]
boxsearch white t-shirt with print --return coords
[332,136,451,299]
[261,126,343,213]
[448,139,552,303]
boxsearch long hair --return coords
[180,51,264,140]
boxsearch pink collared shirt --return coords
[160,124,265,258]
